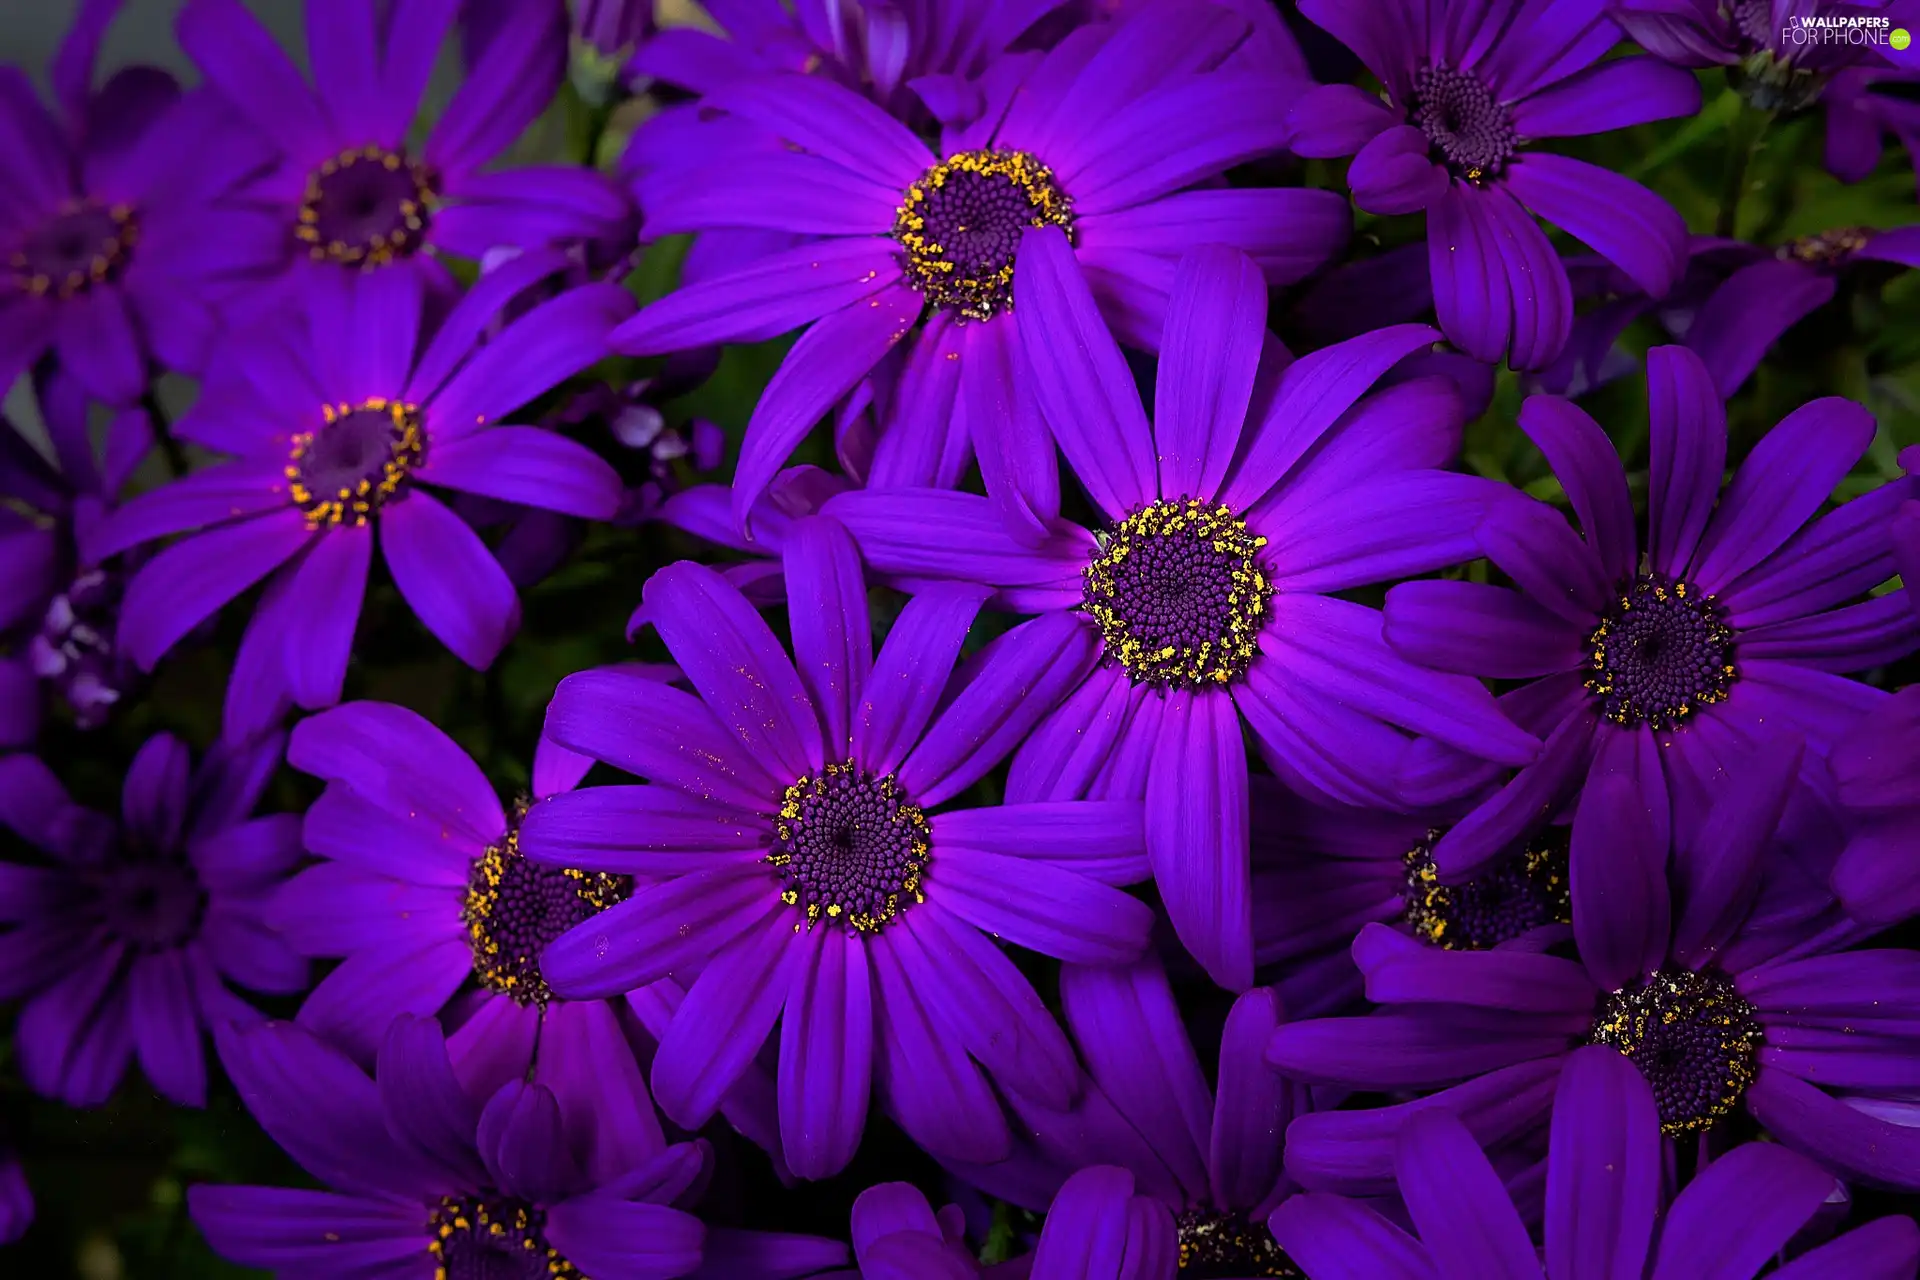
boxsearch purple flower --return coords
[1830,683,1920,924]
[945,958,1310,1277]
[1246,779,1570,998]
[177,0,635,310]
[617,1,1343,533]
[634,0,1074,116]
[1,370,155,740]
[572,0,653,101]
[527,517,1156,1179]
[826,243,1538,990]
[0,0,282,402]
[1272,1044,1920,1279]
[841,1171,1176,1278]
[0,731,306,1107]
[1678,226,1920,394]
[1538,228,1920,400]
[1827,66,1920,189]
[1614,0,1903,102]
[87,260,630,743]
[189,1014,851,1280]
[1268,733,1920,1192]
[1287,0,1699,370]
[1385,345,1917,902]
[840,1182,988,1277]
[271,696,788,1179]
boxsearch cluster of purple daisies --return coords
[3,0,1920,1275]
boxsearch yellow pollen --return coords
[285,397,423,527]
[892,148,1073,321]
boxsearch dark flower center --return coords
[1403,828,1571,950]
[95,858,206,950]
[465,798,631,1007]
[1585,574,1737,729]
[1083,497,1274,689]
[893,148,1073,321]
[286,399,425,526]
[10,200,137,299]
[298,145,434,269]
[1176,1209,1301,1279]
[1589,969,1762,1136]
[1779,226,1873,266]
[428,1196,579,1280]
[32,568,130,729]
[1410,66,1516,181]
[770,762,929,932]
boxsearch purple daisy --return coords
[527,516,1156,1179]
[86,256,630,743]
[944,957,1311,1278]
[1385,344,1917,897]
[190,1014,850,1280]
[1678,226,1920,395]
[0,0,282,402]
[835,1170,1175,1279]
[1269,732,1920,1193]
[1286,0,1699,370]
[1827,65,1920,189]
[1538,229,1920,401]
[1614,0,1905,107]
[1245,778,1571,1000]
[617,0,1345,533]
[271,696,787,1179]
[1272,1044,1920,1280]
[0,730,306,1107]
[1830,683,1920,925]
[634,0,1075,113]
[826,242,1538,990]
[177,0,635,310]
[0,367,154,742]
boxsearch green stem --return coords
[1717,106,1773,239]
[583,101,614,169]
[142,390,186,478]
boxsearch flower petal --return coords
[1645,345,1727,578]
[380,490,520,669]
[1059,957,1212,1202]
[118,512,313,670]
[541,667,780,811]
[778,928,873,1180]
[1689,396,1877,595]
[897,611,1098,806]
[417,427,623,520]
[1014,226,1156,522]
[784,516,871,759]
[1146,688,1254,991]
[1154,245,1266,500]
[650,910,797,1130]
[1395,1109,1538,1280]
[1270,1193,1438,1280]
[1504,155,1686,299]
[1546,1045,1661,1280]
[644,559,823,784]
[1647,1142,1833,1280]
[732,282,921,532]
